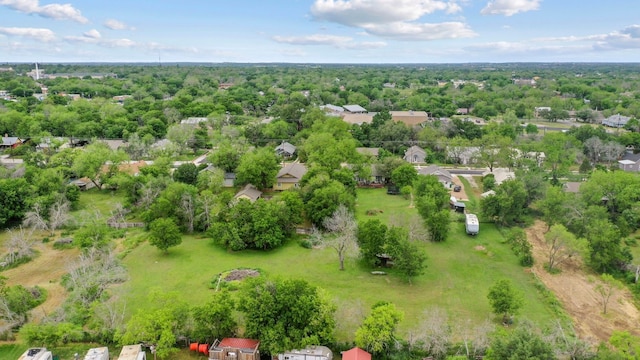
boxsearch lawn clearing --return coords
[114,188,561,341]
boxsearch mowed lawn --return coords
[114,188,560,341]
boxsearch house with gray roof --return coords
[343,104,367,114]
[403,145,427,163]
[603,114,631,128]
[618,153,640,172]
[274,162,308,191]
[417,165,453,188]
[1,136,22,149]
[275,142,296,158]
[234,184,262,203]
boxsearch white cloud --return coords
[0,26,55,41]
[310,0,473,41]
[273,33,386,49]
[104,19,134,31]
[480,0,541,16]
[0,0,88,23]
[363,21,476,41]
[311,0,460,25]
[593,25,640,51]
[273,34,352,46]
[83,29,101,39]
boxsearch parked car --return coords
[453,185,462,192]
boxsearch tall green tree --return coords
[148,218,182,254]
[487,279,524,324]
[235,147,280,189]
[190,290,237,343]
[357,219,388,267]
[238,277,336,356]
[0,178,31,228]
[355,302,404,356]
[390,163,418,189]
[481,179,528,226]
[117,290,189,359]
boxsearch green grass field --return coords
[113,188,560,341]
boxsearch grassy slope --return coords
[114,188,558,341]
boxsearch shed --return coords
[341,347,371,360]
[453,201,466,213]
[209,338,260,360]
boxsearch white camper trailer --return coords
[18,348,53,360]
[84,347,109,360]
[465,213,479,235]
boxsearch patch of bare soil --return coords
[451,176,470,201]
[526,220,640,342]
[3,242,80,323]
[223,269,260,282]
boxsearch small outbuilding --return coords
[341,347,371,360]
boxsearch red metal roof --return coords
[341,347,371,360]
[219,338,260,350]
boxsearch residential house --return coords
[278,346,332,360]
[534,107,551,118]
[18,348,53,360]
[275,142,297,158]
[390,110,429,126]
[341,347,371,360]
[1,135,22,150]
[320,104,344,117]
[513,78,536,86]
[403,145,427,163]
[218,83,234,90]
[209,338,260,360]
[274,162,308,191]
[343,104,367,114]
[234,184,262,202]
[618,153,640,172]
[603,114,631,128]
[97,139,126,151]
[417,165,453,188]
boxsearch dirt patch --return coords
[474,245,486,251]
[450,176,470,201]
[525,220,640,343]
[3,242,80,323]
[3,242,79,287]
[223,269,260,282]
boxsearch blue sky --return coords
[1,0,639,63]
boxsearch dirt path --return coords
[3,242,80,323]
[525,221,640,342]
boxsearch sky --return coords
[1,0,640,63]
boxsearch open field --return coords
[1,189,566,346]
[113,188,561,341]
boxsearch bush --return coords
[482,174,496,191]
